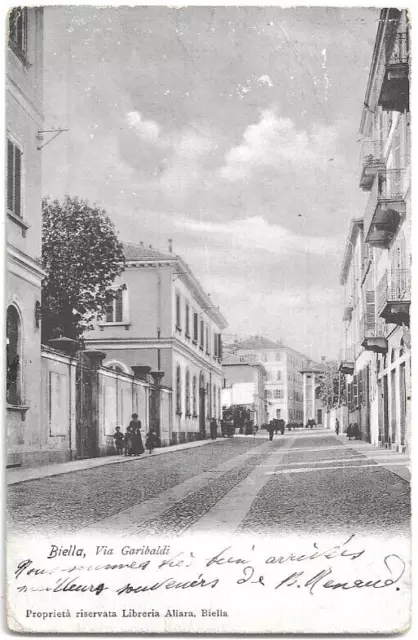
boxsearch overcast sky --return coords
[42,6,379,361]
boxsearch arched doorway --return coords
[199,371,206,436]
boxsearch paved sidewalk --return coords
[6,438,226,486]
[335,433,410,482]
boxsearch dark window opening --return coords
[7,306,21,405]
[9,7,28,57]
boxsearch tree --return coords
[41,195,125,342]
[317,361,346,410]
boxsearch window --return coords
[262,353,268,362]
[265,389,272,399]
[276,370,281,381]
[206,383,210,417]
[192,375,197,415]
[9,7,28,58]
[105,289,123,323]
[275,352,281,361]
[7,139,22,218]
[205,325,209,354]
[7,305,21,405]
[213,333,222,360]
[193,312,198,343]
[274,389,284,399]
[200,320,204,349]
[175,293,181,330]
[185,369,190,415]
[176,365,182,414]
[185,303,190,337]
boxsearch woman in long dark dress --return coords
[127,413,144,456]
[132,427,145,455]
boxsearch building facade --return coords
[221,353,267,426]
[231,337,310,423]
[85,242,228,444]
[6,8,46,467]
[339,8,411,452]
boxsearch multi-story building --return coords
[85,242,228,444]
[339,8,411,451]
[6,8,46,467]
[221,353,267,425]
[232,336,310,423]
[339,218,377,441]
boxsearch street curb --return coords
[335,433,410,483]
[7,438,229,486]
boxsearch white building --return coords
[232,336,310,423]
[6,8,46,467]
[85,242,228,444]
[339,8,411,452]
[221,353,267,425]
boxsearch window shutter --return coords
[115,290,123,322]
[353,374,358,407]
[105,300,114,323]
[365,291,375,333]
[7,140,14,212]
[218,334,222,360]
[14,146,22,217]
[359,369,363,406]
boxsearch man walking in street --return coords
[267,421,275,441]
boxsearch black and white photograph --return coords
[5,3,412,633]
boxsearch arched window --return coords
[7,305,21,404]
[105,360,130,374]
[192,375,197,416]
[176,365,182,414]
[185,369,190,415]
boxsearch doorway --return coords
[199,372,206,436]
[399,362,406,448]
[383,375,389,446]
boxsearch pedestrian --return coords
[210,418,217,440]
[145,429,158,454]
[347,424,353,440]
[267,421,275,441]
[128,413,144,456]
[113,426,125,454]
[353,423,361,440]
[335,418,340,435]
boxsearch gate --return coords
[76,358,94,458]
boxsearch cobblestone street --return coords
[8,430,410,537]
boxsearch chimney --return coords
[168,238,173,253]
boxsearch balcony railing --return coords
[338,347,355,375]
[377,168,405,201]
[359,139,385,191]
[364,169,406,247]
[380,32,409,112]
[377,268,411,325]
[360,315,388,353]
[387,32,409,67]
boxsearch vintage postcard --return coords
[5,3,412,634]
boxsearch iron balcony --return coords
[364,168,406,248]
[379,32,409,112]
[377,268,411,326]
